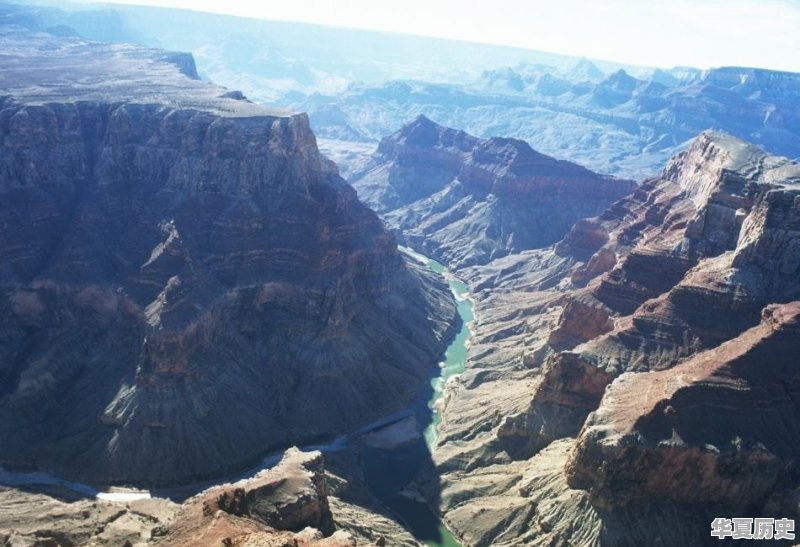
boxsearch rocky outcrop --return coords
[579,133,800,374]
[432,132,800,545]
[203,449,334,536]
[0,29,455,485]
[496,352,614,460]
[567,302,800,511]
[0,486,178,547]
[160,449,352,547]
[435,438,713,547]
[0,447,418,547]
[350,115,635,268]
[495,134,800,459]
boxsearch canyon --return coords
[424,131,800,545]
[11,2,800,180]
[2,3,800,547]
[298,63,800,180]
[0,26,455,488]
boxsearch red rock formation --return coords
[567,302,800,512]
[545,295,614,351]
[498,132,800,462]
[160,449,356,547]
[435,131,800,545]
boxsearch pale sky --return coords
[77,0,800,72]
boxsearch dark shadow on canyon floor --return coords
[356,312,464,547]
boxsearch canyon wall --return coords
[430,131,800,545]
[0,29,455,486]
[351,115,635,269]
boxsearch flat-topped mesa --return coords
[0,27,287,117]
[0,30,456,485]
[352,115,636,268]
[697,66,800,100]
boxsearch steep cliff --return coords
[0,29,455,485]
[160,449,351,547]
[487,132,800,460]
[567,302,800,511]
[350,115,635,269]
[431,132,800,545]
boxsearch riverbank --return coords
[0,248,473,546]
[358,248,475,547]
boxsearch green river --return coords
[0,247,476,547]
[360,247,474,547]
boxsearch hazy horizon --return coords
[66,0,800,73]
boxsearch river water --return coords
[0,247,474,546]
[360,247,474,547]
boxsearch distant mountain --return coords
[350,116,635,268]
[7,1,641,98]
[566,58,605,82]
[17,1,800,180]
[297,64,800,178]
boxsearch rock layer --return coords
[567,303,800,511]
[432,132,800,545]
[161,449,348,547]
[350,115,635,268]
[0,29,455,485]
[294,64,800,181]
[0,448,408,546]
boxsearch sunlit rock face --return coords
[567,302,800,510]
[160,448,352,547]
[350,115,636,269]
[429,132,800,546]
[0,29,456,485]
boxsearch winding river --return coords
[0,247,474,546]
[359,247,474,547]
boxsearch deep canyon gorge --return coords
[2,3,800,547]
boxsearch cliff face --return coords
[1,447,410,546]
[501,133,800,457]
[161,449,355,547]
[350,115,636,269]
[430,132,800,545]
[567,302,800,511]
[0,29,455,485]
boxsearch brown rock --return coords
[350,115,636,269]
[160,449,346,547]
[0,30,456,485]
[435,132,800,545]
[567,302,800,511]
